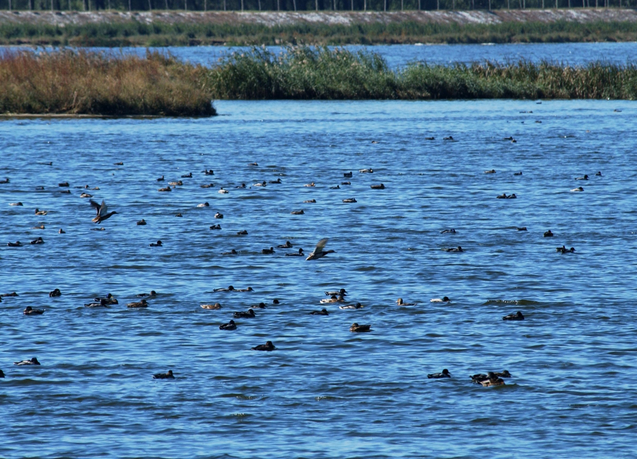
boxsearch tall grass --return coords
[2,19,637,46]
[0,50,216,116]
[207,46,637,99]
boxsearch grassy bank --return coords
[208,46,637,99]
[3,19,637,46]
[0,49,215,116]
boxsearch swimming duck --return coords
[278,241,293,248]
[250,302,267,309]
[370,184,385,189]
[89,199,117,224]
[304,199,316,203]
[214,286,234,292]
[306,238,335,261]
[158,186,172,192]
[575,175,589,180]
[30,237,44,245]
[320,295,344,304]
[595,171,602,176]
[427,369,451,379]
[219,320,237,330]
[273,299,280,305]
[85,299,109,307]
[234,309,255,318]
[214,212,224,219]
[291,210,305,215]
[571,187,584,192]
[248,162,258,166]
[157,175,164,181]
[149,240,163,247]
[35,208,48,216]
[445,247,463,252]
[350,323,371,332]
[218,188,229,194]
[197,202,210,208]
[396,298,416,306]
[342,198,357,203]
[0,292,18,297]
[440,229,456,234]
[168,180,183,186]
[484,169,496,174]
[342,181,351,185]
[15,357,40,365]
[425,136,435,140]
[262,247,275,254]
[340,303,364,310]
[80,193,92,198]
[58,229,65,234]
[0,177,9,184]
[210,224,222,230]
[181,172,192,178]
[556,245,575,254]
[0,369,4,377]
[304,182,315,187]
[236,183,246,189]
[201,303,222,310]
[507,194,517,199]
[153,370,175,379]
[310,308,329,315]
[136,291,156,298]
[325,289,347,297]
[330,185,340,189]
[236,230,248,235]
[513,171,523,175]
[222,249,238,255]
[58,182,69,187]
[7,241,22,247]
[254,181,267,187]
[200,183,215,188]
[24,306,45,315]
[32,225,45,230]
[480,372,506,387]
[203,169,214,175]
[137,219,147,225]
[127,299,148,308]
[503,311,524,320]
[10,202,23,206]
[49,288,61,297]
[517,227,527,231]
[269,178,282,184]
[443,136,454,141]
[236,287,253,292]
[544,230,554,237]
[471,371,511,383]
[344,172,353,178]
[60,190,71,194]
[359,168,373,173]
[430,296,451,303]
[252,341,276,351]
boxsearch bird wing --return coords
[89,199,102,216]
[313,238,329,255]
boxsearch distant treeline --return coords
[2,18,637,46]
[0,0,630,12]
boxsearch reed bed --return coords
[0,49,215,116]
[2,20,637,46]
[208,46,637,100]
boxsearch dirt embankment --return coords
[1,8,637,28]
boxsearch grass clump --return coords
[0,49,216,116]
[207,46,637,100]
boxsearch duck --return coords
[329,185,340,189]
[168,180,183,186]
[9,202,23,206]
[273,299,280,305]
[556,245,575,254]
[219,320,237,330]
[484,169,496,174]
[197,202,210,208]
[30,237,44,244]
[471,370,511,384]
[507,194,517,199]
[427,369,451,379]
[236,183,246,189]
[136,291,157,298]
[350,323,371,332]
[304,199,316,203]
[304,182,315,187]
[513,171,523,175]
[325,289,347,297]
[156,175,164,181]
[32,225,45,230]
[137,219,147,225]
[80,193,92,198]
[58,182,69,187]
[236,230,248,235]
[34,208,48,216]
[58,229,65,234]
[370,184,385,189]
[479,372,506,387]
[126,299,148,308]
[203,169,214,175]
[440,229,456,234]
[496,193,508,199]
[233,309,255,319]
[425,136,435,140]
[443,136,454,141]
[341,181,351,185]
[570,187,584,192]
[544,230,554,237]
[214,212,224,219]
[0,292,18,297]
[342,198,357,203]
[158,186,172,192]
[517,227,527,231]
[595,171,602,176]
[340,303,364,310]
[344,172,353,178]
[277,241,293,248]
[310,308,329,315]
[251,302,267,309]
[248,162,258,166]
[60,189,71,194]
[201,303,222,309]
[15,357,40,365]
[290,210,305,215]
[307,238,335,261]
[89,199,117,223]
[0,177,10,184]
[254,181,267,187]
[503,311,524,320]
[153,370,175,379]
[575,175,589,180]
[222,249,238,255]
[430,296,451,303]
[445,247,463,252]
[320,294,345,304]
[236,287,253,292]
[262,247,275,254]
[149,240,162,247]
[359,168,373,173]
[396,298,416,306]
[200,183,215,188]
[85,299,109,307]
[210,224,222,230]
[252,341,276,351]
[7,241,22,247]
[181,172,192,178]
[96,293,118,305]
[23,306,45,315]
[49,288,61,297]
[214,286,234,292]
[0,369,4,378]
[218,188,229,194]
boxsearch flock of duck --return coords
[0,156,601,386]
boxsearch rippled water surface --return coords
[2,99,637,458]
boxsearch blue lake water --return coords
[2,98,637,454]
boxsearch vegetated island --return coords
[1,9,637,46]
[1,46,636,118]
